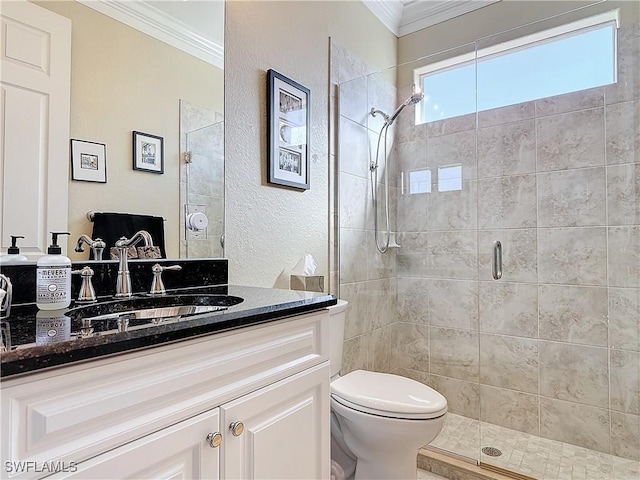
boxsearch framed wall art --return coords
[70,139,107,183]
[133,131,164,174]
[267,69,310,190]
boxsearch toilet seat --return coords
[331,370,447,420]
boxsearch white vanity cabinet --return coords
[1,309,330,480]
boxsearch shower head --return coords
[386,90,424,126]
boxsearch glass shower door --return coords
[475,5,640,478]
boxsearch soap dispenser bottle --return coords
[0,236,29,264]
[36,232,72,310]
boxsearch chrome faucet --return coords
[75,235,106,260]
[114,231,153,297]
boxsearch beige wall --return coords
[224,0,396,288]
[37,1,223,260]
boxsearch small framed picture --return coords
[133,131,164,174]
[267,69,310,190]
[70,139,107,183]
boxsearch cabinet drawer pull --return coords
[206,432,223,448]
[230,421,244,436]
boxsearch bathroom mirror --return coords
[34,0,225,261]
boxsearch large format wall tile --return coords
[480,385,539,435]
[366,325,392,373]
[535,87,604,117]
[429,374,480,419]
[610,411,640,461]
[427,181,477,231]
[340,281,369,339]
[536,108,605,171]
[610,349,640,415]
[391,322,430,373]
[397,190,428,232]
[366,232,396,280]
[396,138,428,174]
[366,278,397,330]
[339,76,368,126]
[426,231,478,280]
[397,277,429,324]
[339,116,370,178]
[538,285,608,346]
[426,112,476,138]
[478,282,538,338]
[605,101,639,165]
[478,229,537,283]
[609,288,640,351]
[430,327,479,382]
[605,24,640,106]
[478,175,537,229]
[537,167,606,227]
[479,333,538,393]
[427,129,477,180]
[478,101,534,128]
[341,335,367,375]
[477,119,536,178]
[608,226,640,288]
[539,397,610,453]
[339,228,368,284]
[607,162,640,226]
[539,341,609,408]
[339,172,368,229]
[428,279,478,330]
[538,227,607,285]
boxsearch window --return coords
[414,10,618,124]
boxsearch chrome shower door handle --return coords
[492,241,503,280]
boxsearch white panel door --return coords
[221,363,331,480]
[0,0,71,258]
[48,408,221,480]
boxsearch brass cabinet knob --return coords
[206,432,223,448]
[229,421,244,437]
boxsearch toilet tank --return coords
[328,299,348,378]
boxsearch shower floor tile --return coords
[428,413,640,480]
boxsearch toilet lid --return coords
[331,370,447,419]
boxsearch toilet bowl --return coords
[328,301,447,480]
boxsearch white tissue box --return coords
[290,275,324,293]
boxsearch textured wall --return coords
[224,1,396,288]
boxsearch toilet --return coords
[328,300,447,480]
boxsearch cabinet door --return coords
[221,363,330,480]
[49,409,221,480]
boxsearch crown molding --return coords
[78,0,223,69]
[399,0,500,36]
[362,0,404,36]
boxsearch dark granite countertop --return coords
[0,285,337,379]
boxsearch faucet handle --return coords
[149,264,182,296]
[72,266,97,303]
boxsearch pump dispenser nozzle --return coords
[8,236,25,254]
[48,232,71,254]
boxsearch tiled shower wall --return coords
[331,40,400,373]
[179,100,224,258]
[333,24,639,462]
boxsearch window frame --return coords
[413,9,619,125]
